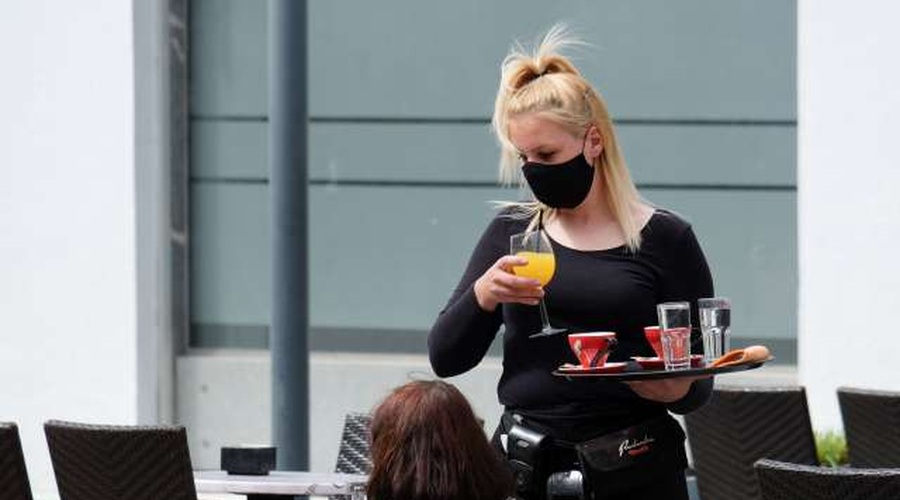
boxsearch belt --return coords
[499,411,687,498]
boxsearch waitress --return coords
[428,25,713,500]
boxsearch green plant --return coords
[815,431,849,467]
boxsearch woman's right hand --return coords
[473,255,544,312]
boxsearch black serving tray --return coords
[553,358,772,381]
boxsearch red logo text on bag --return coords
[618,435,655,458]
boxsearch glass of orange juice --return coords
[510,230,567,338]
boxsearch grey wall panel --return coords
[621,124,796,186]
[192,121,795,186]
[190,182,795,341]
[308,123,501,184]
[190,0,267,117]
[190,0,795,119]
[645,189,796,340]
[191,120,269,178]
[186,0,796,351]
[191,183,270,324]
[307,0,796,120]
[308,186,509,330]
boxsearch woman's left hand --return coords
[625,377,704,403]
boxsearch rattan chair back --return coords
[755,458,900,500]
[838,387,900,467]
[685,386,818,500]
[334,412,372,475]
[0,422,34,500]
[44,420,197,500]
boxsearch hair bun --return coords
[537,58,570,77]
[500,26,583,93]
[504,56,579,93]
[507,63,543,92]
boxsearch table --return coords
[194,470,367,500]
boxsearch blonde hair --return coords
[491,25,644,251]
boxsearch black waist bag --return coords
[575,416,687,496]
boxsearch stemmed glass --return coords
[510,230,567,338]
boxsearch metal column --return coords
[269,0,309,471]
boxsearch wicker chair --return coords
[754,459,900,500]
[684,386,818,500]
[837,387,900,467]
[44,420,198,500]
[334,412,372,475]
[0,422,34,500]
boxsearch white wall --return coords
[0,1,137,498]
[798,0,900,432]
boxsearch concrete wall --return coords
[798,0,900,432]
[0,1,138,498]
[178,352,797,472]
[177,353,500,472]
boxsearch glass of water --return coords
[657,301,692,370]
[699,297,731,364]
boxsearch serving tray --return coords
[553,358,773,381]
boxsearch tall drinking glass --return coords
[657,301,691,370]
[699,297,731,364]
[510,231,567,338]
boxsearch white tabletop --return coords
[194,470,367,496]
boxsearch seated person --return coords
[366,379,514,500]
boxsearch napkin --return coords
[711,345,771,368]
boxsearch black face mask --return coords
[521,149,595,209]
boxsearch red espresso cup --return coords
[644,326,664,358]
[568,332,617,368]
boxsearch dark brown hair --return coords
[366,380,514,500]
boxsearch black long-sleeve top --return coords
[428,208,714,435]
